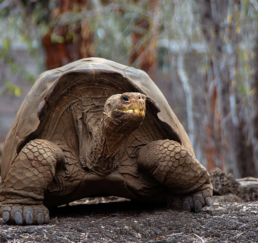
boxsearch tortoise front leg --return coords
[0,139,64,225]
[137,139,213,212]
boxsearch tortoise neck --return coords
[83,114,129,176]
[102,114,129,158]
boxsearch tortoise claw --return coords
[0,204,49,225]
[25,210,33,224]
[182,201,191,212]
[168,184,213,213]
[205,196,213,206]
[194,200,202,213]
[2,211,10,223]
[14,211,23,225]
[23,207,34,224]
[37,213,44,224]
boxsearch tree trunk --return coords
[129,0,159,79]
[251,35,258,176]
[177,55,195,148]
[205,82,223,171]
[42,0,94,70]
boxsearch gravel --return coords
[0,199,258,243]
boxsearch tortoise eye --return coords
[121,96,129,102]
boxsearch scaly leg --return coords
[0,139,64,224]
[137,139,213,212]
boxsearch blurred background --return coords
[1,0,258,178]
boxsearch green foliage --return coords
[0,0,49,96]
[2,82,22,97]
[0,36,35,89]
[51,33,64,43]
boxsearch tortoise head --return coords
[103,92,147,134]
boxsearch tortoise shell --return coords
[1,57,194,181]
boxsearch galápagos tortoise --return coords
[0,57,212,225]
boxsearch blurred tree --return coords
[252,35,258,175]
[42,0,94,69]
[129,0,159,79]
[196,0,256,177]
[0,0,38,96]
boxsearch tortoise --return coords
[0,58,212,225]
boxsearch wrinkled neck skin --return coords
[102,113,134,158]
[86,113,134,176]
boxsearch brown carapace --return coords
[0,58,212,225]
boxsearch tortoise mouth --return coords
[115,108,145,116]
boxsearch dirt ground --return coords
[0,198,258,243]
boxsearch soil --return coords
[0,154,258,243]
[0,198,258,243]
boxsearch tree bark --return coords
[251,35,258,176]
[129,0,159,79]
[42,0,94,70]
[177,55,195,148]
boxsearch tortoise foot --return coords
[0,204,49,225]
[167,186,213,213]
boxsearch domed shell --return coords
[1,57,194,181]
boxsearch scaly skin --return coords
[137,139,213,212]
[0,139,64,224]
